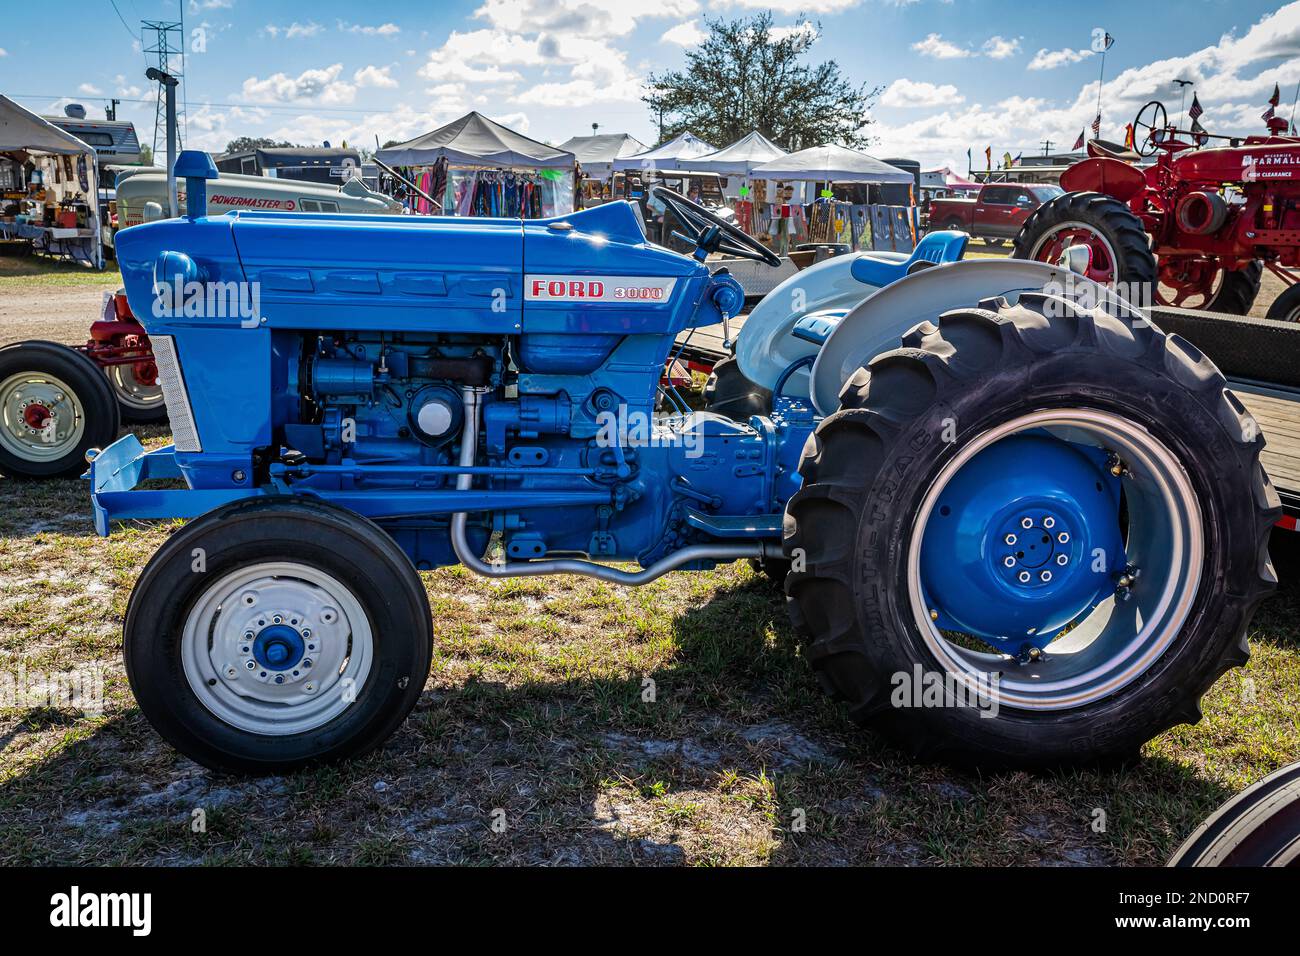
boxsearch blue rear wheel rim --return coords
[908,408,1203,711]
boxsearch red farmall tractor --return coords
[1015,102,1300,318]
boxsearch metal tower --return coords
[142,19,186,154]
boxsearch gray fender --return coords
[809,258,1139,415]
[735,251,901,393]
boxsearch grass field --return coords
[0,251,1297,866]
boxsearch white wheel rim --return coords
[181,562,374,735]
[107,363,164,411]
[906,408,1204,710]
[0,370,87,462]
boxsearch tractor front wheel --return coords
[124,498,433,774]
[1013,191,1156,295]
[0,340,120,479]
[783,291,1277,767]
[1265,282,1300,322]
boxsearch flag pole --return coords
[1093,33,1113,140]
[1291,82,1300,134]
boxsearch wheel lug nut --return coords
[1042,516,1055,529]
[1003,555,1016,568]
[1004,533,1018,545]
[245,660,256,670]
[1056,553,1068,565]
[1020,517,1033,529]
[1057,532,1069,544]
[1040,570,1053,582]
[1018,571,1032,583]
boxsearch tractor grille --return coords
[150,335,202,452]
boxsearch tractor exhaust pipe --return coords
[449,386,770,585]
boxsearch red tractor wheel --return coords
[1157,257,1262,314]
[1013,192,1156,296]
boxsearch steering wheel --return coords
[651,186,781,267]
[1134,100,1169,157]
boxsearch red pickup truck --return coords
[928,183,1064,246]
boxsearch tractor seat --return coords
[850,230,969,287]
[791,309,851,346]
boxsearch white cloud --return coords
[264,22,324,40]
[879,3,1300,170]
[881,79,964,109]
[354,65,398,88]
[912,33,971,59]
[1028,47,1094,70]
[113,75,143,98]
[341,21,401,36]
[0,48,7,57]
[240,64,356,105]
[188,0,232,12]
[78,83,103,95]
[982,36,1021,60]
[473,0,701,39]
[661,21,706,47]
[728,0,861,12]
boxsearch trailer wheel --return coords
[1014,191,1156,294]
[783,290,1278,767]
[702,354,771,420]
[1169,760,1300,866]
[124,498,433,775]
[0,340,120,479]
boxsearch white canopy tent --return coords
[558,133,649,180]
[612,131,717,172]
[689,131,787,176]
[749,144,915,184]
[375,111,574,169]
[0,94,102,267]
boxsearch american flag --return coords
[1091,114,1101,137]
[1264,83,1281,121]
[1188,94,1203,120]
[1072,129,1085,150]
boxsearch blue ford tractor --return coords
[91,151,1277,774]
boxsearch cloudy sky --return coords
[3,0,1299,172]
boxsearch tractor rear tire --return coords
[1013,191,1157,293]
[783,291,1278,768]
[703,354,771,420]
[1170,759,1300,866]
[124,498,433,775]
[0,340,120,479]
[1203,260,1263,315]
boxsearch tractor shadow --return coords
[0,571,1245,866]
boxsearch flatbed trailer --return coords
[676,304,1300,522]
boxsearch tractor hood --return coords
[113,199,714,338]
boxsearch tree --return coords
[643,14,880,151]
[224,136,297,153]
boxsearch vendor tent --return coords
[559,133,648,179]
[0,94,101,267]
[612,131,717,172]
[690,131,787,175]
[749,144,914,184]
[375,111,575,169]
